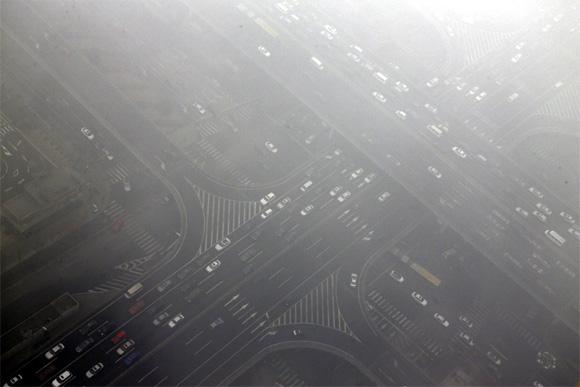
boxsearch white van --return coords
[373,72,388,84]
[124,282,143,299]
[544,230,565,247]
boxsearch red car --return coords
[110,330,127,344]
[128,299,145,315]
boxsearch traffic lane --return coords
[110,180,396,385]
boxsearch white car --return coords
[529,187,544,199]
[215,237,231,251]
[425,77,440,88]
[265,141,278,153]
[193,103,206,114]
[536,203,552,216]
[378,192,390,202]
[324,24,337,35]
[257,45,271,57]
[434,313,450,328]
[507,92,520,102]
[395,110,407,120]
[475,91,487,101]
[261,208,273,219]
[320,30,334,40]
[276,197,291,209]
[560,211,575,224]
[45,343,65,360]
[350,168,364,180]
[304,134,316,145]
[116,339,135,356]
[350,44,363,53]
[372,91,386,103]
[310,57,324,70]
[515,207,529,218]
[568,227,580,239]
[329,185,342,197]
[511,53,522,63]
[533,210,547,222]
[260,192,275,206]
[168,313,184,328]
[452,146,467,158]
[424,103,438,114]
[350,273,358,288]
[364,173,376,183]
[337,191,351,202]
[459,332,475,346]
[85,363,104,379]
[390,270,404,283]
[428,166,442,179]
[346,52,360,63]
[426,124,443,137]
[412,291,427,306]
[300,204,314,216]
[205,259,221,273]
[300,180,313,192]
[486,350,502,366]
[102,148,114,161]
[394,81,409,92]
[5,375,23,386]
[80,127,95,140]
[459,315,474,328]
[51,371,72,387]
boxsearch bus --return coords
[544,230,566,247]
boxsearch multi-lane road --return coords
[1,0,578,386]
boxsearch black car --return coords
[75,337,95,353]
[79,320,98,335]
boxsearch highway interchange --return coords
[1,0,579,386]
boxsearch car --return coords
[373,71,389,84]
[300,204,314,216]
[541,23,552,32]
[264,141,278,153]
[486,350,502,366]
[292,328,303,336]
[123,351,141,366]
[310,57,324,70]
[459,315,474,328]
[350,168,364,180]
[123,178,131,192]
[533,210,547,222]
[276,197,291,209]
[424,103,438,114]
[51,371,72,387]
[350,273,358,288]
[394,81,409,92]
[412,291,427,306]
[193,103,206,114]
[116,339,135,356]
[554,80,564,89]
[261,208,273,219]
[378,192,391,202]
[257,45,271,57]
[324,24,337,34]
[475,91,487,101]
[568,227,580,240]
[350,44,363,53]
[153,312,170,326]
[507,92,520,102]
[329,186,342,197]
[346,52,360,63]
[390,270,404,283]
[304,134,316,145]
[434,313,450,327]
[300,180,313,192]
[210,317,224,328]
[168,313,185,328]
[128,299,145,315]
[536,203,552,216]
[426,124,444,137]
[80,127,94,140]
[529,187,544,199]
[96,323,115,337]
[395,110,407,120]
[260,192,275,206]
[337,191,351,202]
[85,363,104,379]
[215,237,231,251]
[428,166,442,179]
[102,148,114,161]
[511,53,522,63]
[320,30,334,40]
[560,211,575,224]
[425,77,440,88]
[75,338,94,353]
[78,319,98,335]
[111,330,127,344]
[364,173,376,183]
[45,343,65,360]
[372,91,386,103]
[459,332,475,346]
[4,374,23,386]
[452,146,467,158]
[515,41,526,50]
[157,279,172,292]
[90,203,99,214]
[205,259,222,273]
